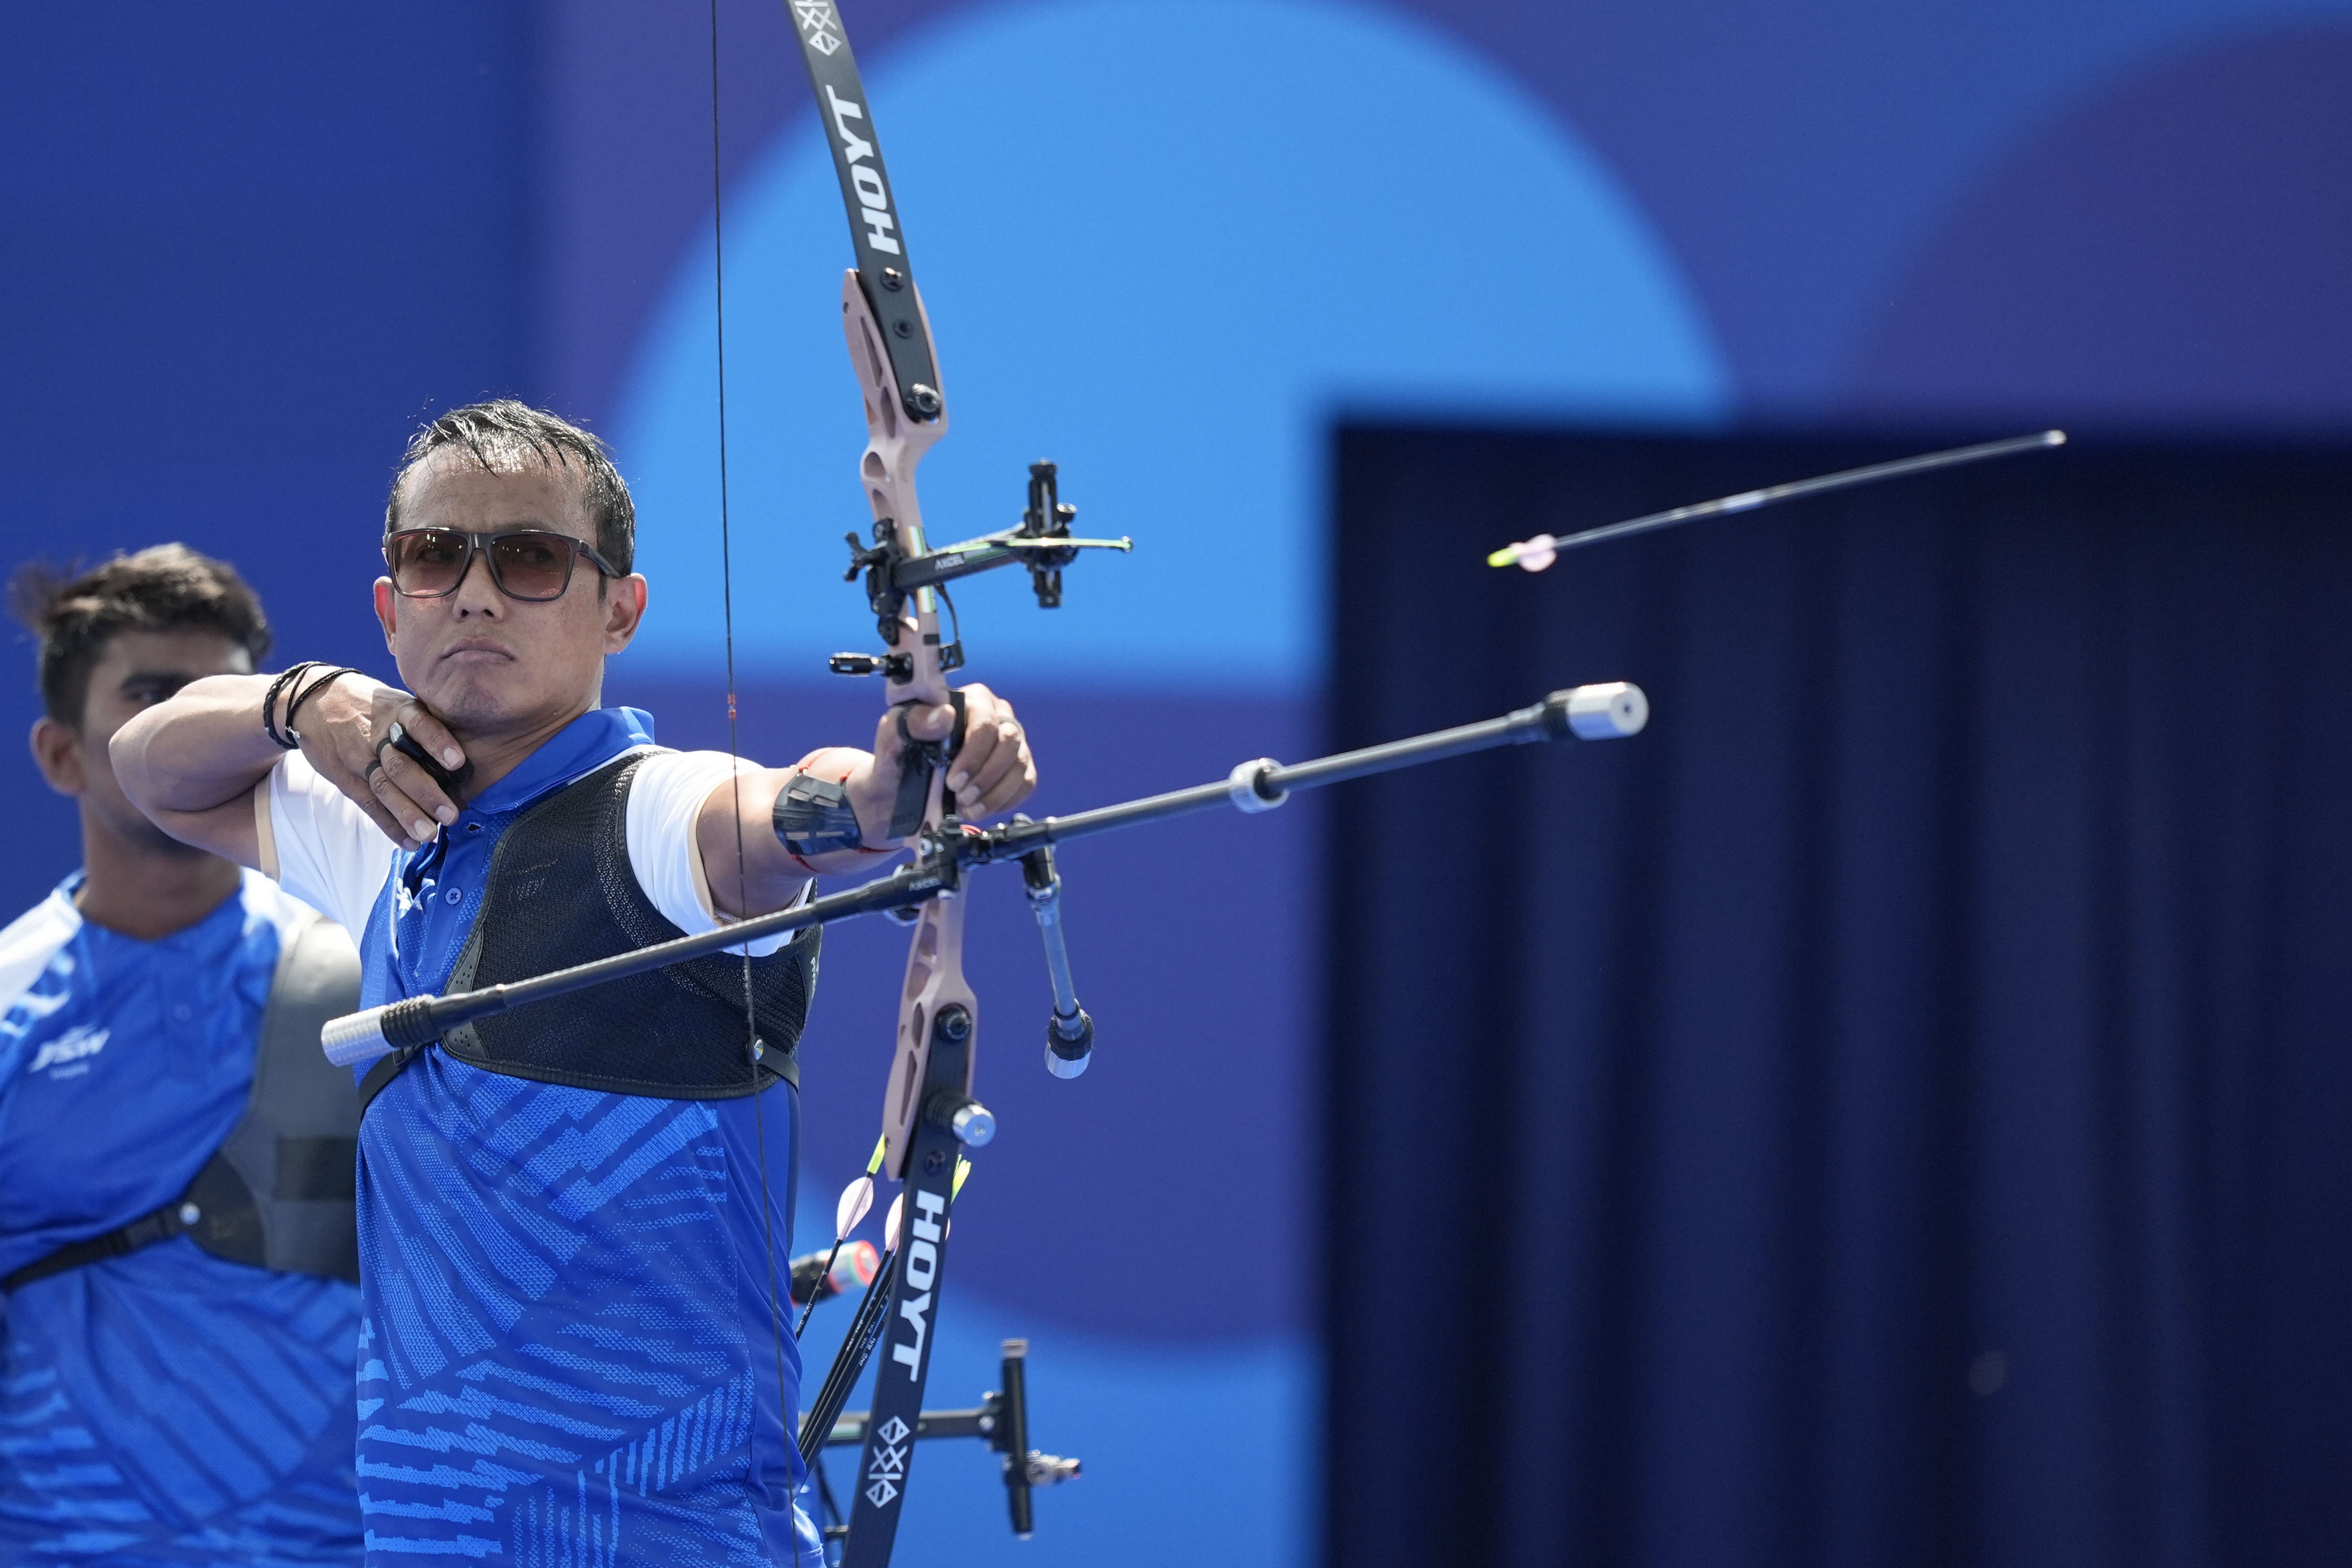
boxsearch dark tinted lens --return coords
[488,533,579,601]
[388,531,471,596]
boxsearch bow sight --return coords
[828,462,1133,681]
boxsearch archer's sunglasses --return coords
[383,528,619,603]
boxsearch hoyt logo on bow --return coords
[821,85,899,255]
[888,1189,946,1375]
[864,1415,912,1509]
[793,1,844,57]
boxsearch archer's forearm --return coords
[114,673,288,816]
[697,755,907,920]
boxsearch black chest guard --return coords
[360,751,818,1113]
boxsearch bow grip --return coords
[887,690,969,838]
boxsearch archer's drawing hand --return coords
[853,682,1038,839]
[296,675,469,852]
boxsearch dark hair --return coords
[386,400,637,575]
[9,544,273,728]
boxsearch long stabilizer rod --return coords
[318,682,1649,1066]
[1487,429,2066,572]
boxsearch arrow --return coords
[1488,430,2066,571]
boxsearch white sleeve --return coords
[0,893,78,1025]
[626,751,810,958]
[265,752,400,938]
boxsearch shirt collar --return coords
[47,868,250,950]
[465,706,658,817]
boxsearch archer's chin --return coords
[410,665,536,730]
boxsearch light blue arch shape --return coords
[612,0,1729,692]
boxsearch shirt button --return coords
[444,886,465,906]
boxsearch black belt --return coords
[3,1194,205,1293]
[1,1140,356,1293]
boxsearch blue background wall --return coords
[5,2,2349,1562]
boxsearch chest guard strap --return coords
[360,753,816,1114]
[3,908,363,1292]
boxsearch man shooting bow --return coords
[112,402,1038,1565]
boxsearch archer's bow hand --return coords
[859,682,1037,829]
[696,685,1036,921]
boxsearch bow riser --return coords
[883,892,977,1179]
[841,271,954,710]
[838,267,974,1180]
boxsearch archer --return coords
[0,546,364,1561]
[112,400,1037,1566]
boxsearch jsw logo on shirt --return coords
[29,1024,109,1077]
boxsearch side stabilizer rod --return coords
[318,682,1648,1065]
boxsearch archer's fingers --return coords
[945,710,1002,792]
[898,699,957,744]
[972,751,1037,818]
[955,684,1010,731]
[347,781,415,850]
[368,756,445,847]
[383,699,466,777]
[307,738,409,846]
[375,744,459,830]
[951,717,1016,798]
[940,683,1005,777]
[351,763,429,850]
[962,726,1036,818]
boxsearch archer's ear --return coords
[373,577,399,652]
[602,575,649,655]
[30,715,87,798]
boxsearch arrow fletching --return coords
[835,1175,875,1241]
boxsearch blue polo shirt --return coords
[0,872,364,1565]
[269,708,820,1567]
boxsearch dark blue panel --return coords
[1328,424,2352,1567]
[0,1,533,923]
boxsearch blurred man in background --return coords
[0,546,363,1564]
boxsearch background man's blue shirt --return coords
[0,872,364,1566]
[332,709,819,1567]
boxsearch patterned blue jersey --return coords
[270,709,821,1567]
[0,873,364,1565]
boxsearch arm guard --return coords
[773,772,865,859]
